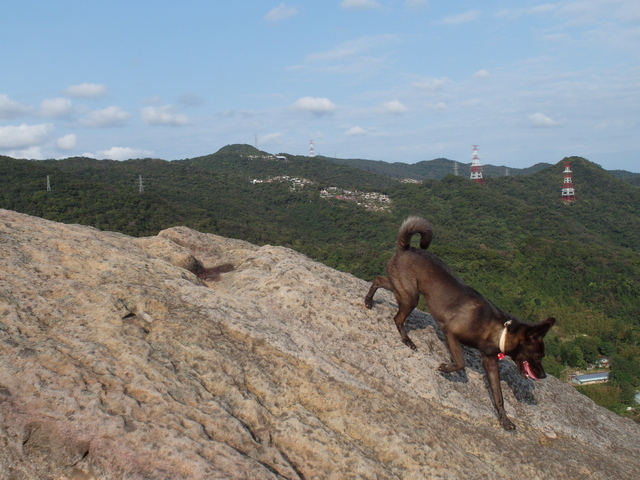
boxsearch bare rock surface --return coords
[0,209,639,480]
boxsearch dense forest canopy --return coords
[1,145,639,418]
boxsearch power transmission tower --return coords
[470,145,484,184]
[560,161,577,203]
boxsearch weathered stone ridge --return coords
[0,209,638,479]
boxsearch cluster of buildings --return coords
[250,175,312,190]
[570,357,610,385]
[249,177,391,211]
[320,187,391,212]
[571,372,610,385]
[246,154,288,161]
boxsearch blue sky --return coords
[1,0,638,171]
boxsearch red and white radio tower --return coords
[470,145,484,183]
[560,160,576,203]
[309,140,316,157]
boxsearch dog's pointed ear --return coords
[528,317,556,340]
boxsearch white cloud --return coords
[291,97,336,116]
[528,4,558,16]
[97,146,153,160]
[63,83,109,99]
[341,0,381,10]
[405,0,429,10]
[39,97,74,118]
[56,134,77,150]
[141,105,189,126]
[555,1,640,52]
[542,33,572,43]
[380,100,408,114]
[557,0,626,26]
[265,3,298,22]
[438,10,480,25]
[425,101,447,111]
[259,132,284,144]
[529,112,562,127]
[412,77,448,91]
[345,126,368,136]
[306,35,397,63]
[292,34,399,78]
[0,123,52,149]
[0,94,32,119]
[4,146,45,160]
[474,69,490,79]
[494,5,556,20]
[81,106,130,127]
[142,96,163,106]
[494,1,640,54]
[178,92,205,107]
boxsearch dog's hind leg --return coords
[438,330,465,373]
[364,276,393,309]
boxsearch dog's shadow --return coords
[403,308,538,406]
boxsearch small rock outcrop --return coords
[0,209,638,479]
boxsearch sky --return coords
[1,0,639,171]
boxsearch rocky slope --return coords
[0,209,639,480]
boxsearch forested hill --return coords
[321,151,640,183]
[186,144,398,191]
[1,146,640,417]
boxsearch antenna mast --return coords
[309,140,316,157]
[46,175,51,191]
[138,175,145,194]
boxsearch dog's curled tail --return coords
[397,216,433,252]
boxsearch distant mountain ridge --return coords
[195,144,640,182]
[2,143,637,183]
[319,152,640,183]
[320,155,552,180]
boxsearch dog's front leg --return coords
[438,331,465,372]
[481,354,515,431]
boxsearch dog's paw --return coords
[364,297,374,309]
[438,363,462,373]
[500,418,516,431]
[403,338,417,351]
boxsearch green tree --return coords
[562,345,586,368]
[610,355,640,386]
[573,336,602,365]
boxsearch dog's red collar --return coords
[498,320,513,358]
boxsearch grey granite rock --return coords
[0,209,638,479]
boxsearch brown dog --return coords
[364,216,556,430]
